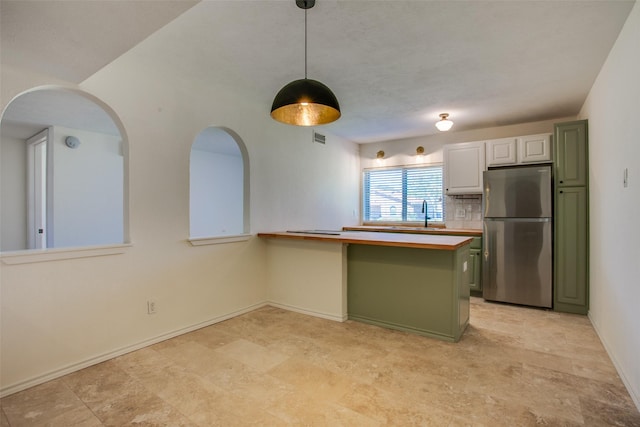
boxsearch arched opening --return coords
[189,127,249,239]
[0,86,129,251]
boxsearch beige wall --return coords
[578,1,640,409]
[266,239,347,321]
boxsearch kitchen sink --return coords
[388,226,443,231]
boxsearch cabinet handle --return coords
[559,190,564,193]
[559,180,564,183]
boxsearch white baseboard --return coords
[266,301,347,322]
[0,301,268,398]
[588,311,640,411]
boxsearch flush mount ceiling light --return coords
[416,146,425,155]
[376,150,385,159]
[435,113,453,132]
[271,0,341,126]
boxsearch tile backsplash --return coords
[445,195,483,230]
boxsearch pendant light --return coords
[435,113,453,131]
[271,0,341,126]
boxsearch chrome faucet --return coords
[422,199,430,227]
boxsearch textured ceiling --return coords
[0,0,199,83]
[1,0,635,143]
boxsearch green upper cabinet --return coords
[553,119,589,315]
[555,121,588,187]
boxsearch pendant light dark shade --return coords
[271,78,341,126]
[270,0,341,126]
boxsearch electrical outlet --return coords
[455,208,466,218]
[147,299,156,315]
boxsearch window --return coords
[363,165,444,223]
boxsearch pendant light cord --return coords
[304,7,308,79]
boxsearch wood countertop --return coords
[342,226,482,237]
[257,230,473,251]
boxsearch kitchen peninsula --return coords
[342,225,482,237]
[258,231,473,342]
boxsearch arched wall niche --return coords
[189,126,250,241]
[0,85,130,253]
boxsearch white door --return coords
[27,129,48,249]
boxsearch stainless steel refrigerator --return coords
[482,165,553,308]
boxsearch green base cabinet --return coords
[469,237,482,293]
[555,187,588,312]
[554,120,589,314]
[347,244,470,342]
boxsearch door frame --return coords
[26,128,51,249]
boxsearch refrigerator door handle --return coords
[484,217,551,223]
[484,183,490,217]
[483,221,489,261]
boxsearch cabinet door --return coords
[486,138,517,167]
[517,134,552,164]
[469,248,482,292]
[555,186,588,314]
[444,141,485,195]
[555,121,587,187]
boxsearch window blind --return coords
[363,165,444,223]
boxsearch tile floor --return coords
[2,297,639,426]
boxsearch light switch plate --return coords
[624,168,628,188]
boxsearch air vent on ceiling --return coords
[313,131,326,144]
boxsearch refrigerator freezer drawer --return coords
[482,218,552,308]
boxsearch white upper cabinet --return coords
[517,133,552,164]
[486,138,517,167]
[444,133,551,195]
[444,141,486,195]
[485,133,552,167]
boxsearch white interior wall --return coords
[190,149,243,237]
[266,239,347,321]
[0,13,360,395]
[359,117,574,170]
[50,125,123,248]
[578,1,640,408]
[0,134,28,251]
